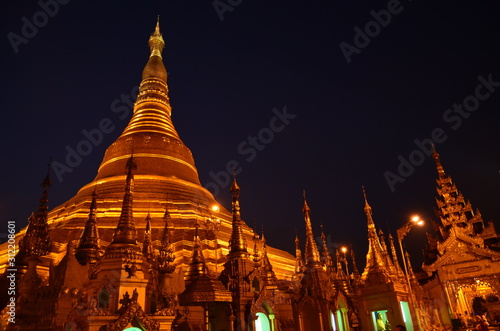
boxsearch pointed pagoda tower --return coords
[220,176,256,331]
[431,148,496,241]
[11,169,54,329]
[0,19,295,281]
[360,187,398,284]
[296,192,338,331]
[179,222,232,331]
[75,188,102,265]
[419,149,500,328]
[302,192,322,269]
[356,187,419,331]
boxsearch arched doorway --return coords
[255,312,271,331]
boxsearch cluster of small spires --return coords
[16,152,427,284]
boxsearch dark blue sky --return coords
[1,1,499,270]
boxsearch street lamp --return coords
[397,215,425,330]
[341,246,349,276]
[397,215,424,275]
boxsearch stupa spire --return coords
[142,212,154,259]
[294,232,304,274]
[320,225,334,272]
[302,191,322,267]
[252,229,261,267]
[185,222,207,283]
[361,187,392,282]
[388,233,404,277]
[75,188,101,265]
[259,226,278,289]
[94,18,201,186]
[157,203,175,274]
[19,163,52,259]
[111,155,138,245]
[148,16,164,58]
[362,186,374,226]
[350,248,360,279]
[229,175,247,256]
[432,145,446,178]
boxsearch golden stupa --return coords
[0,20,295,280]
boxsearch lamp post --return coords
[397,215,424,331]
[397,215,424,282]
[341,246,349,276]
[210,204,220,274]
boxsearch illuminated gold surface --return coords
[0,21,295,282]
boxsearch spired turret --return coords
[302,191,322,268]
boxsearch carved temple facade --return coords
[0,20,498,331]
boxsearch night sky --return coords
[1,1,499,271]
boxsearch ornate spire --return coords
[378,228,388,252]
[335,249,346,279]
[259,226,278,289]
[362,186,374,226]
[75,188,101,265]
[19,164,52,258]
[185,222,207,283]
[228,175,247,257]
[361,187,393,283]
[157,203,175,274]
[140,17,167,83]
[432,146,446,178]
[179,220,233,307]
[148,16,165,58]
[432,147,483,233]
[162,199,172,245]
[388,233,405,278]
[111,155,138,245]
[252,230,261,267]
[142,212,155,259]
[405,251,418,285]
[294,231,304,274]
[302,191,322,267]
[94,18,199,186]
[320,225,334,272]
[350,248,360,279]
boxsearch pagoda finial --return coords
[231,175,241,220]
[228,175,247,256]
[111,155,138,245]
[75,187,101,265]
[302,191,322,267]
[432,144,446,177]
[252,226,261,267]
[302,190,310,213]
[362,186,373,217]
[260,225,268,259]
[148,16,165,58]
